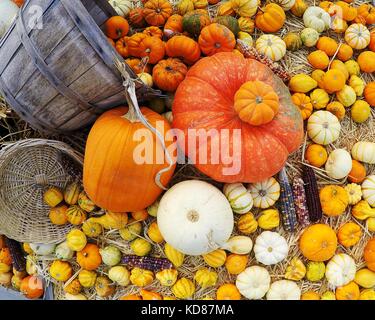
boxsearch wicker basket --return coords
[0,139,83,244]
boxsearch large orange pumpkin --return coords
[20,276,44,299]
[172,52,303,183]
[84,101,176,212]
[364,238,375,271]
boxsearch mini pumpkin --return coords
[66,229,87,252]
[95,276,115,297]
[64,279,82,295]
[257,209,280,230]
[49,205,68,225]
[345,60,360,76]
[338,222,362,248]
[223,183,253,214]
[325,149,352,180]
[152,58,188,92]
[323,70,346,94]
[291,93,312,120]
[20,276,44,299]
[345,23,370,50]
[337,44,353,62]
[283,32,302,51]
[307,111,341,145]
[182,9,211,38]
[364,82,375,107]
[351,100,371,123]
[216,283,241,300]
[305,144,327,168]
[198,23,236,56]
[156,269,178,286]
[349,75,365,97]
[291,0,307,17]
[108,266,130,286]
[49,260,73,282]
[255,4,286,33]
[254,231,288,266]
[78,270,97,288]
[130,267,154,287]
[202,249,226,268]
[43,187,63,207]
[326,102,345,121]
[306,262,325,282]
[236,266,270,299]
[77,243,102,271]
[248,178,280,209]
[131,238,152,257]
[66,205,86,225]
[147,221,164,243]
[285,257,306,281]
[289,74,317,93]
[311,70,326,89]
[105,16,129,40]
[119,220,142,241]
[237,212,258,234]
[255,34,286,61]
[320,185,349,216]
[336,281,360,300]
[348,160,366,184]
[316,36,338,56]
[336,85,356,107]
[172,278,195,299]
[82,219,102,238]
[357,51,375,74]
[78,191,96,213]
[300,27,319,47]
[310,88,329,109]
[165,243,184,267]
[143,0,172,26]
[344,183,362,205]
[165,35,201,65]
[194,268,218,287]
[127,33,165,64]
[364,238,375,271]
[267,280,301,300]
[225,254,248,275]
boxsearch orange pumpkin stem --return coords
[234,80,280,126]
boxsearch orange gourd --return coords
[164,14,183,38]
[225,254,248,275]
[348,160,366,183]
[143,0,173,26]
[119,294,142,300]
[128,8,146,28]
[234,81,280,126]
[307,50,329,70]
[140,289,163,300]
[115,37,130,58]
[198,23,236,56]
[152,58,188,92]
[83,105,176,212]
[291,93,312,120]
[125,58,151,75]
[173,52,303,183]
[76,244,102,271]
[337,222,362,247]
[357,3,375,25]
[216,283,241,300]
[326,101,345,120]
[336,281,360,300]
[357,51,375,73]
[131,210,149,222]
[364,82,375,107]
[20,276,44,299]
[0,248,12,265]
[105,16,129,40]
[143,26,163,39]
[336,1,357,21]
[369,29,375,52]
[305,144,328,168]
[364,238,375,271]
[299,224,337,262]
[165,35,201,65]
[316,37,338,57]
[127,34,165,64]
[255,4,286,33]
[323,69,346,93]
[49,205,68,225]
[337,43,353,61]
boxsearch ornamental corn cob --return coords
[278,167,297,232]
[302,165,323,222]
[292,177,310,227]
[122,255,172,272]
[237,40,291,82]
[5,237,26,271]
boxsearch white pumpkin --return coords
[108,0,132,17]
[345,24,370,50]
[325,253,356,288]
[266,280,301,300]
[307,111,341,145]
[352,141,375,164]
[0,0,19,38]
[157,180,234,255]
[55,242,74,260]
[221,236,253,254]
[269,0,295,11]
[362,175,375,207]
[248,178,280,209]
[29,243,56,256]
[303,7,330,33]
[255,35,286,62]
[223,183,253,214]
[325,149,352,180]
[254,231,289,266]
[236,266,271,300]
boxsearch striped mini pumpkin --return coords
[248,177,280,209]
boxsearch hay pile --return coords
[0,0,374,300]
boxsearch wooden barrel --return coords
[0,0,157,134]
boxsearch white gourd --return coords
[221,236,253,254]
[29,243,56,256]
[362,175,375,207]
[248,178,280,209]
[108,0,132,17]
[325,254,356,288]
[157,180,234,255]
[325,149,352,180]
[255,35,286,62]
[266,280,301,300]
[307,111,341,145]
[0,0,19,38]
[236,266,271,299]
[223,183,253,214]
[351,141,375,164]
[303,7,330,33]
[269,0,295,11]
[254,231,289,266]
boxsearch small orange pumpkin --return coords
[364,238,375,272]
[255,4,286,33]
[20,276,44,299]
[316,36,338,56]
[369,29,375,52]
[140,289,163,300]
[143,26,163,39]
[337,222,362,247]
[357,51,375,73]
[336,281,360,300]
[323,69,346,93]
[357,3,375,25]
[216,283,241,300]
[198,23,236,56]
[348,160,366,183]
[326,101,345,120]
[105,16,129,40]
[119,294,142,300]
[307,50,329,70]
[305,144,328,168]
[234,80,279,126]
[225,254,248,275]
[165,35,201,65]
[143,0,173,26]
[128,8,146,28]
[0,248,12,265]
[364,82,375,107]
[164,14,183,38]
[127,33,165,64]
[291,93,312,120]
[49,205,68,225]
[337,43,353,61]
[152,58,188,92]
[76,243,102,271]
[131,210,149,222]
